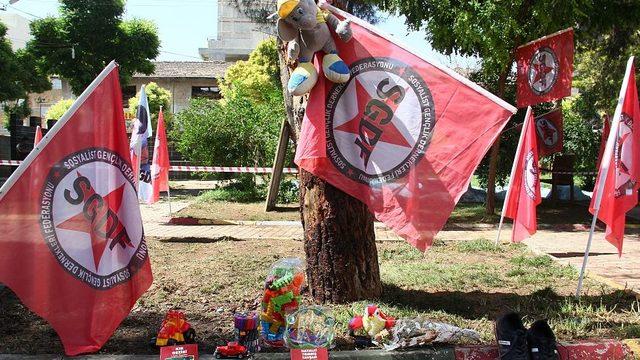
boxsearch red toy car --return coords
[214,342,248,359]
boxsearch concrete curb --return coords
[1,341,633,360]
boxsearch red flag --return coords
[534,109,563,157]
[34,125,43,146]
[597,114,611,169]
[516,28,574,108]
[151,109,170,204]
[590,58,640,255]
[294,7,516,251]
[503,108,542,242]
[0,62,153,355]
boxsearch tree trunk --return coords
[485,67,511,215]
[300,169,382,303]
[277,34,381,304]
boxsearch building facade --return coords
[199,0,273,61]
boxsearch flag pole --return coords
[576,56,634,298]
[160,105,172,218]
[497,107,533,245]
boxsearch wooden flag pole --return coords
[265,118,291,212]
[496,107,532,245]
[576,57,634,298]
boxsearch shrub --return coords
[45,98,74,120]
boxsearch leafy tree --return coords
[45,98,74,120]
[172,39,285,168]
[0,21,50,103]
[25,0,160,95]
[366,0,640,212]
[127,82,172,128]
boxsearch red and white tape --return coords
[0,160,298,174]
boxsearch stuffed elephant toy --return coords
[277,0,353,96]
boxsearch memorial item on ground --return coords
[348,304,395,346]
[276,0,353,95]
[156,310,196,347]
[260,258,305,347]
[495,312,559,360]
[284,306,336,349]
[379,319,481,350]
[234,312,260,353]
[214,342,249,359]
[160,344,199,360]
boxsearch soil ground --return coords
[1,237,638,355]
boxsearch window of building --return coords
[51,77,62,90]
[192,86,221,99]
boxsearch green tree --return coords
[365,0,640,212]
[0,21,50,103]
[45,98,74,120]
[127,82,172,128]
[25,0,160,95]
[172,38,285,168]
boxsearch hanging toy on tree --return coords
[276,0,353,96]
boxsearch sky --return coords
[3,0,477,68]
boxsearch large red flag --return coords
[0,62,153,355]
[294,7,516,251]
[590,58,640,255]
[151,109,170,204]
[516,28,574,108]
[503,108,541,242]
[534,109,563,157]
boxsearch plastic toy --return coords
[284,306,336,349]
[234,312,260,353]
[260,257,305,347]
[155,310,196,347]
[348,305,395,346]
[214,342,248,359]
[276,0,353,96]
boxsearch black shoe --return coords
[527,320,559,360]
[495,312,531,359]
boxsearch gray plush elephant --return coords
[276,0,353,96]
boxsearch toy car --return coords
[214,342,248,359]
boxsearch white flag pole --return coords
[496,107,533,245]
[576,56,634,298]
[159,105,172,218]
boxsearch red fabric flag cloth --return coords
[535,109,563,157]
[516,28,574,108]
[597,114,611,169]
[590,59,640,255]
[294,7,516,251]
[34,125,43,146]
[0,62,153,355]
[503,108,542,243]
[151,109,170,204]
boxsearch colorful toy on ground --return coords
[348,305,395,345]
[155,310,196,347]
[214,342,248,359]
[285,306,336,349]
[260,257,305,347]
[234,312,260,353]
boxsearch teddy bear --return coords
[276,0,353,96]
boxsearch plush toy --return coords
[276,0,353,96]
[348,305,396,339]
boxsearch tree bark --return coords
[300,170,382,303]
[485,66,511,215]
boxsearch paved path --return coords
[140,201,640,295]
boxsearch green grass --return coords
[456,238,502,252]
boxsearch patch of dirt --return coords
[1,238,638,355]
[176,201,299,222]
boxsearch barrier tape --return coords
[0,160,298,174]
